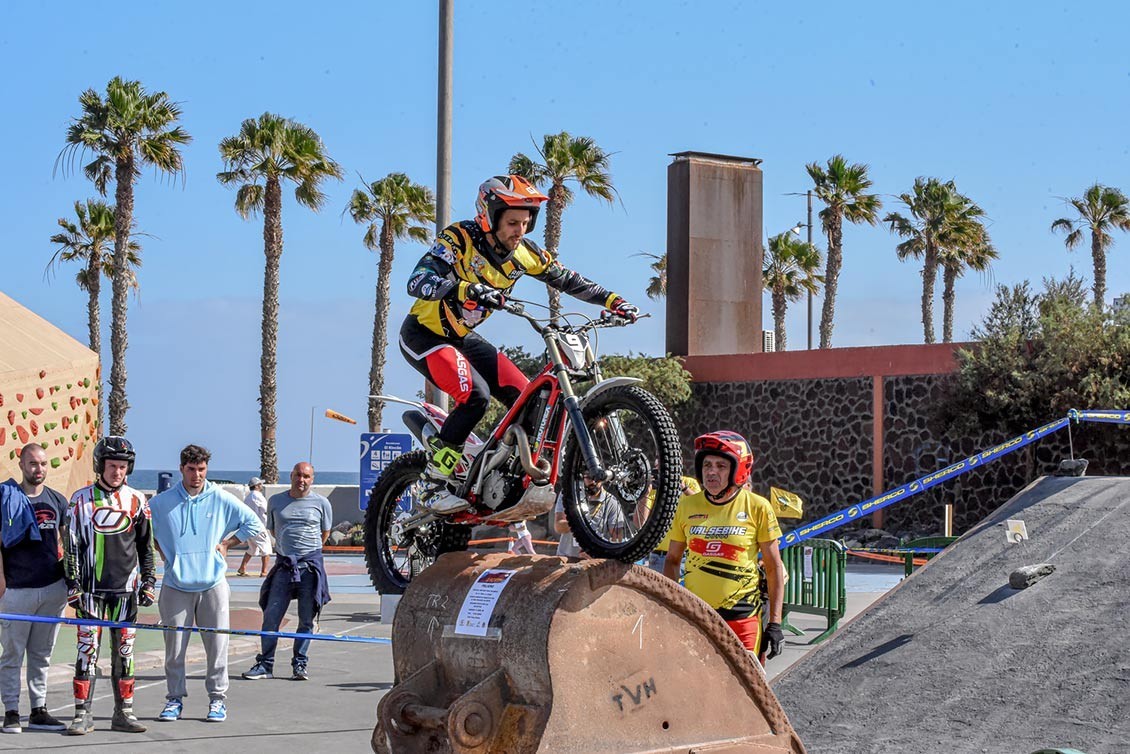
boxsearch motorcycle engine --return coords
[481,468,524,510]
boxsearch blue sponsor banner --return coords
[1069,409,1130,425]
[778,416,1071,550]
[359,433,413,510]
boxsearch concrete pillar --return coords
[666,151,764,357]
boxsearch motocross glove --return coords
[608,296,639,322]
[138,579,157,607]
[463,282,507,310]
[66,586,84,611]
[759,621,784,660]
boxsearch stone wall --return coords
[677,377,874,527]
[680,373,1130,539]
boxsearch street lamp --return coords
[786,190,816,349]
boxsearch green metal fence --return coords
[902,536,958,577]
[780,537,846,644]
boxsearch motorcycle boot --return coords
[63,676,94,736]
[63,709,93,736]
[419,437,470,513]
[110,706,147,733]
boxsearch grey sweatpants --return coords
[0,579,67,710]
[158,580,230,701]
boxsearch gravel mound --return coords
[774,475,1130,754]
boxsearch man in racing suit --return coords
[663,431,786,666]
[401,174,639,513]
[62,436,155,735]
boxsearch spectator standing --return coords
[0,445,69,734]
[507,521,536,555]
[242,462,331,681]
[62,436,155,735]
[554,477,646,559]
[663,432,785,666]
[148,445,264,724]
[237,477,272,577]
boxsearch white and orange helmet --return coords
[475,175,548,234]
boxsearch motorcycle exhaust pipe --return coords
[502,426,551,482]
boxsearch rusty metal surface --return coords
[373,553,805,754]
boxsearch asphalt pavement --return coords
[0,556,391,753]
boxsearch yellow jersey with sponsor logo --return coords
[406,220,620,340]
[668,488,781,613]
[654,476,702,553]
[409,221,555,338]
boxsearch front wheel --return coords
[363,450,472,594]
[561,385,683,562]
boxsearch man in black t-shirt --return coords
[0,445,68,734]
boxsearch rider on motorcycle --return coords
[400,174,639,513]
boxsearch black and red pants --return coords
[399,317,529,446]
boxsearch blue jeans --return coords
[255,567,317,671]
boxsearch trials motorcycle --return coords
[363,300,683,594]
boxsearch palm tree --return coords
[509,132,616,321]
[806,155,882,348]
[939,223,997,342]
[1050,183,1130,307]
[58,77,190,434]
[48,200,143,430]
[347,173,435,432]
[633,252,667,300]
[217,114,343,482]
[886,178,986,343]
[762,232,823,351]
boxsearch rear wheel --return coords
[363,450,472,594]
[561,385,683,562]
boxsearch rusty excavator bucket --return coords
[372,553,806,754]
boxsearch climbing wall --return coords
[0,291,100,496]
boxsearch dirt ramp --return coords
[774,475,1130,754]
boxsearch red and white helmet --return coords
[475,175,548,234]
[693,431,754,490]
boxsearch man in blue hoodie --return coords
[148,445,264,724]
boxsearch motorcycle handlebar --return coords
[501,299,648,335]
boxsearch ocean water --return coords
[129,468,360,490]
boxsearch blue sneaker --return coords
[158,699,182,722]
[241,662,272,680]
[206,700,227,723]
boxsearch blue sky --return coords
[2,1,1128,473]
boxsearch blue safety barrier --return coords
[779,409,1130,551]
[0,612,391,646]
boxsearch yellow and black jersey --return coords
[406,220,619,339]
[668,488,782,618]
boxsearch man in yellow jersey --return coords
[664,431,785,664]
[400,175,638,513]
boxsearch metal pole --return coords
[436,0,452,231]
[309,406,315,464]
[806,189,814,350]
[427,0,453,411]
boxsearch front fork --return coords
[548,340,612,482]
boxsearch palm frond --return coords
[234,183,265,219]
